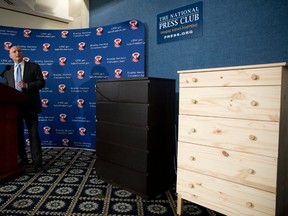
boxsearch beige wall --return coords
[0,0,89,30]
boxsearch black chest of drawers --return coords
[95,77,176,198]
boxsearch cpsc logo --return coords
[78,42,86,50]
[96,27,103,36]
[59,113,67,122]
[94,55,102,65]
[58,84,66,93]
[132,52,140,62]
[23,29,32,37]
[59,57,67,66]
[4,41,12,50]
[79,127,86,136]
[43,43,50,52]
[114,69,122,78]
[114,38,122,48]
[77,70,85,79]
[41,99,49,108]
[43,126,51,135]
[23,57,30,62]
[77,99,84,108]
[129,20,139,30]
[42,71,49,80]
[62,138,70,146]
[61,30,69,38]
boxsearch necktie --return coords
[15,64,22,91]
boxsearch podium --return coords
[0,83,27,182]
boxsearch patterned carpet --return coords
[0,147,223,216]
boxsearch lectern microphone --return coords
[0,65,11,78]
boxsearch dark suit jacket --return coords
[4,61,45,114]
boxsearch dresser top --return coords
[96,77,175,83]
[178,62,288,74]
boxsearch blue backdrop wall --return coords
[89,0,288,90]
[0,20,145,150]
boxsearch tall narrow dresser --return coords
[96,77,176,198]
[176,62,288,216]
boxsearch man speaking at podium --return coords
[3,45,45,171]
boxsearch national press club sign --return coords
[0,20,145,150]
[157,2,203,44]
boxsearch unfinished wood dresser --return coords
[176,62,288,216]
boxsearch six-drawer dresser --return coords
[96,77,176,198]
[176,62,288,216]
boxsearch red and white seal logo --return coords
[61,30,69,38]
[114,69,122,78]
[77,99,84,108]
[62,138,69,146]
[23,29,31,37]
[96,27,103,36]
[94,55,102,65]
[59,113,67,122]
[132,52,140,62]
[42,71,49,80]
[4,41,12,50]
[58,84,66,93]
[77,70,85,79]
[129,20,138,30]
[79,127,86,136]
[41,99,49,108]
[43,43,50,52]
[114,38,122,48]
[23,57,30,62]
[78,42,86,50]
[43,126,51,134]
[59,57,66,66]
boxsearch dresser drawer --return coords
[96,121,148,150]
[178,115,279,157]
[179,86,280,121]
[96,79,149,103]
[96,158,149,197]
[178,142,277,193]
[177,168,276,216]
[96,102,149,126]
[96,158,174,198]
[96,141,148,172]
[179,66,282,87]
[177,142,277,193]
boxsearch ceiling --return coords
[0,0,73,23]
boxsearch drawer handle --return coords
[190,156,195,161]
[190,128,196,133]
[213,129,222,134]
[251,74,259,80]
[222,150,229,157]
[250,100,258,106]
[249,135,257,141]
[191,99,197,104]
[192,77,198,82]
[246,202,254,208]
[247,169,255,174]
[189,184,194,188]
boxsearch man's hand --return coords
[17,81,27,89]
